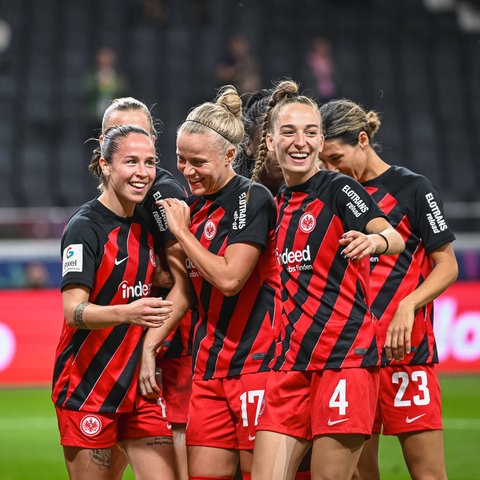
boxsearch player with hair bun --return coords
[320,98,457,480]
[140,85,281,480]
[250,80,405,480]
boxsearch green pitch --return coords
[0,376,479,479]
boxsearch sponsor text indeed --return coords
[119,280,152,299]
[276,245,313,272]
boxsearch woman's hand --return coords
[384,299,415,361]
[138,346,161,400]
[339,230,378,261]
[124,297,173,327]
[157,198,191,238]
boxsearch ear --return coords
[318,134,325,153]
[99,134,105,146]
[225,146,236,165]
[99,157,110,176]
[358,131,369,150]
[266,133,274,152]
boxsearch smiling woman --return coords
[249,80,405,480]
[51,124,189,480]
[140,85,282,479]
[90,125,156,216]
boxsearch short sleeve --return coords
[227,183,276,249]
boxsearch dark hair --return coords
[320,99,382,152]
[234,89,273,177]
[89,124,152,191]
[89,97,159,185]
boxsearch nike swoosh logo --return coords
[114,256,128,265]
[327,418,350,426]
[405,413,426,424]
[248,434,256,441]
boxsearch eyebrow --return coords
[279,123,320,129]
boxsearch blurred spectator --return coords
[215,34,261,98]
[0,16,11,73]
[82,47,130,139]
[303,36,338,103]
[24,261,51,289]
[128,0,170,27]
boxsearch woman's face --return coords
[267,103,323,186]
[176,131,235,196]
[102,132,156,211]
[319,138,365,181]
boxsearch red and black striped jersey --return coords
[159,308,197,358]
[52,199,157,413]
[187,175,280,380]
[362,166,456,365]
[144,166,194,360]
[142,165,188,247]
[272,170,388,371]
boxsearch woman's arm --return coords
[139,239,194,399]
[339,217,405,261]
[159,197,262,297]
[62,285,173,330]
[384,242,458,361]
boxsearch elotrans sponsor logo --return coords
[152,191,169,232]
[425,192,448,233]
[119,280,152,299]
[232,191,247,230]
[276,245,313,272]
[342,184,369,218]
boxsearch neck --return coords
[358,151,390,183]
[284,166,319,187]
[98,192,135,217]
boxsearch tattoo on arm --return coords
[90,448,113,469]
[73,301,90,329]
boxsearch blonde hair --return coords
[177,85,244,151]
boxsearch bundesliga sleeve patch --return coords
[62,244,83,276]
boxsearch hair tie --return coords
[184,119,232,144]
[375,232,389,255]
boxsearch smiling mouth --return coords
[130,182,148,190]
[289,152,309,163]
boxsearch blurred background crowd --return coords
[0,0,479,288]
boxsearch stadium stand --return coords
[0,0,478,232]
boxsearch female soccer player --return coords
[97,97,193,480]
[140,85,281,480]
[320,98,458,480]
[52,125,190,480]
[249,80,405,480]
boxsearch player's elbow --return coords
[218,278,245,297]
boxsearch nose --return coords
[136,161,150,177]
[182,162,196,177]
[293,132,306,147]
